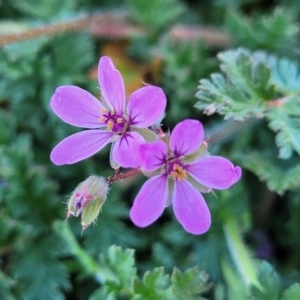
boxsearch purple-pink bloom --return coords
[50,56,166,168]
[130,119,242,235]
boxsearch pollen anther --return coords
[107,120,114,131]
[116,117,123,124]
[170,163,187,181]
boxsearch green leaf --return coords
[221,260,248,300]
[249,261,281,300]
[51,33,94,79]
[128,0,185,32]
[100,245,136,296]
[160,37,217,121]
[263,55,300,94]
[218,50,275,101]
[226,9,298,56]
[280,283,300,300]
[133,267,171,300]
[234,149,300,194]
[195,49,275,121]
[171,266,212,300]
[196,48,300,158]
[266,97,300,159]
[12,0,75,19]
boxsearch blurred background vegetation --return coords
[1,0,300,299]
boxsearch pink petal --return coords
[140,140,167,172]
[187,156,242,190]
[50,86,104,128]
[50,130,114,165]
[170,119,204,156]
[173,180,211,235]
[130,175,168,227]
[128,86,167,128]
[98,56,126,113]
[112,132,145,168]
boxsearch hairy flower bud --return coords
[67,175,109,230]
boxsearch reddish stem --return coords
[0,12,230,47]
[107,168,141,183]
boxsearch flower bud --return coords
[67,175,109,230]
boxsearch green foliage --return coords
[99,245,136,296]
[160,37,217,123]
[55,222,212,299]
[0,271,14,300]
[128,0,185,33]
[171,267,212,300]
[195,49,275,121]
[280,283,300,300]
[133,267,212,300]
[11,235,70,300]
[196,48,300,159]
[249,261,281,300]
[133,268,170,300]
[234,149,300,194]
[267,98,300,159]
[226,8,298,57]
[285,190,300,247]
[11,0,76,19]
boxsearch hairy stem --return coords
[0,11,229,47]
[0,12,128,46]
[107,168,141,183]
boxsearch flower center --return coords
[99,109,128,134]
[167,159,187,181]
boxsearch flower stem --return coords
[0,11,229,47]
[223,219,262,290]
[54,220,116,283]
[107,168,141,183]
[0,12,128,46]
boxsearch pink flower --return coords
[130,119,242,234]
[50,56,166,168]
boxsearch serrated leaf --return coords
[132,267,171,300]
[226,9,298,56]
[100,245,136,295]
[195,49,275,121]
[249,261,281,300]
[196,48,300,158]
[128,0,185,32]
[171,266,212,300]
[234,149,300,194]
[218,50,275,100]
[51,33,94,76]
[266,98,300,159]
[263,55,300,94]
[280,283,300,300]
